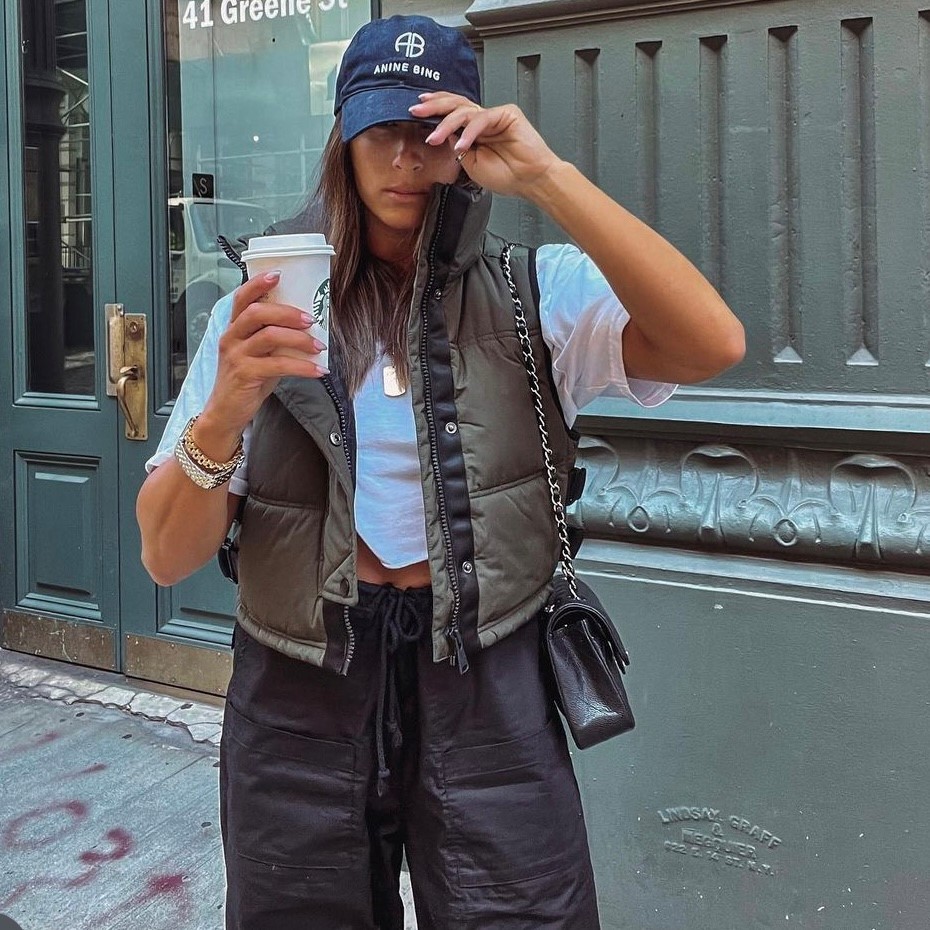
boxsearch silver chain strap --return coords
[500,243,578,597]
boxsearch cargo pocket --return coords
[441,716,587,888]
[222,702,359,869]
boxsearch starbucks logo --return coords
[312,279,330,327]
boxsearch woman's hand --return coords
[410,93,563,200]
[199,272,327,442]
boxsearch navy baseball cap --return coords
[335,16,481,142]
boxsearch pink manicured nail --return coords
[312,338,326,352]
[300,312,314,326]
[316,364,331,376]
[265,271,281,282]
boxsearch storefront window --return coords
[22,0,94,395]
[165,0,373,395]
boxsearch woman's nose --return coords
[392,132,424,170]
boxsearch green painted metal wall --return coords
[387,1,930,926]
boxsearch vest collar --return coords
[420,180,492,281]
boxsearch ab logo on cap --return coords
[395,32,425,58]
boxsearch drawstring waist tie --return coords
[361,584,426,797]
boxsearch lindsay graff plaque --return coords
[658,804,783,878]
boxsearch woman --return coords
[138,14,744,930]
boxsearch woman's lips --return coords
[385,188,428,200]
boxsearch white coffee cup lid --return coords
[241,233,335,260]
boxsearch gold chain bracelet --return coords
[174,415,244,490]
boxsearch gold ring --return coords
[455,151,468,164]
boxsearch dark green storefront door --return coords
[0,0,126,677]
[0,0,374,693]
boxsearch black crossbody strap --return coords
[500,243,578,597]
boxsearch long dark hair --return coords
[298,115,420,395]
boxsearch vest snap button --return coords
[445,422,458,434]
[433,287,442,300]
[329,431,342,446]
[462,560,473,574]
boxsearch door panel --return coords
[2,0,121,668]
[16,454,106,619]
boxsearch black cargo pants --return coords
[220,582,600,929]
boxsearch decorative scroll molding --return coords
[573,436,930,570]
[465,0,781,36]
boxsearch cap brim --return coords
[339,87,440,142]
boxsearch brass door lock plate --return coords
[106,303,148,440]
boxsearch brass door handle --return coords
[116,365,141,438]
[105,304,148,440]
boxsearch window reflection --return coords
[168,197,274,386]
[22,0,94,395]
[165,0,371,396]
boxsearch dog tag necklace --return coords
[382,363,406,397]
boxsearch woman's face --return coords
[349,121,460,262]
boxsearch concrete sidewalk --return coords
[0,648,417,930]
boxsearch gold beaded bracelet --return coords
[173,415,244,491]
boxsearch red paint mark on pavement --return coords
[0,825,134,909]
[149,874,185,894]
[59,763,108,781]
[2,800,88,850]
[77,827,134,866]
[87,872,192,929]
[0,732,60,764]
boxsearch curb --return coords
[0,648,223,747]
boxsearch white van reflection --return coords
[168,197,274,374]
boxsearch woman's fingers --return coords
[245,325,324,360]
[413,90,478,115]
[229,299,315,340]
[421,101,485,146]
[452,108,503,156]
[229,274,321,343]
[246,355,328,380]
[217,288,328,400]
[412,96,532,159]
[414,93,561,198]
[230,271,281,323]
[414,96,497,152]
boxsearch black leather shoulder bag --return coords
[500,243,636,749]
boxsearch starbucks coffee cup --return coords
[241,233,335,370]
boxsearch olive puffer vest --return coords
[235,182,578,673]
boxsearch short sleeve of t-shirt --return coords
[143,292,251,498]
[536,242,677,426]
